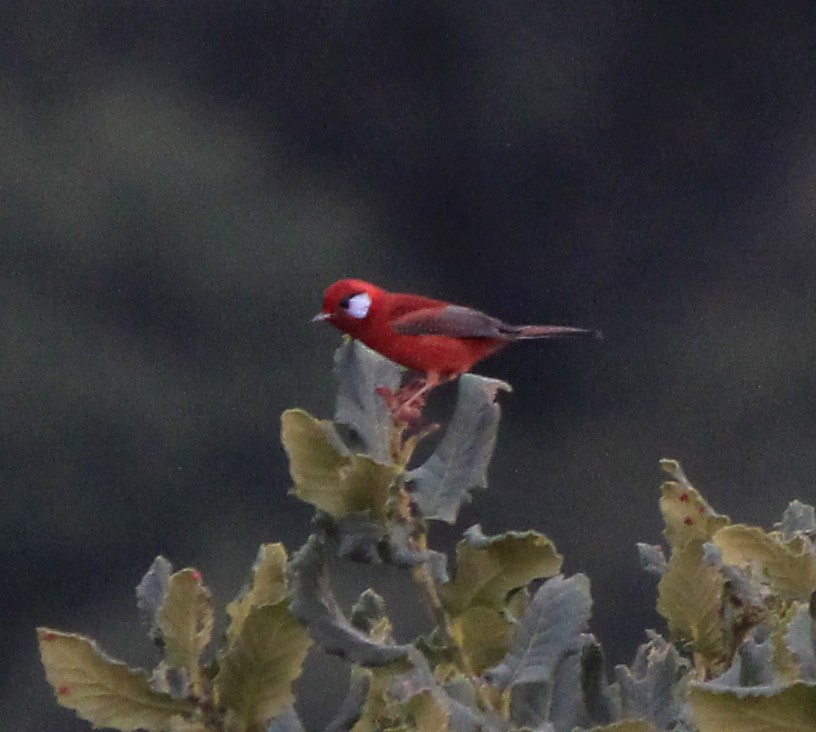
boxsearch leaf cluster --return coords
[38,342,816,731]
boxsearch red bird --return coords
[314,278,598,403]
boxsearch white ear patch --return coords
[346,292,372,319]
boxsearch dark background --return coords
[4,2,816,729]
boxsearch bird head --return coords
[312,278,383,335]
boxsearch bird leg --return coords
[376,373,444,425]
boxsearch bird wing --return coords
[390,305,517,339]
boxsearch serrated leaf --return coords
[288,535,410,666]
[334,339,402,462]
[656,539,725,665]
[407,375,509,523]
[486,574,592,690]
[158,569,213,694]
[713,523,816,602]
[713,629,777,687]
[282,409,398,521]
[137,555,173,643]
[214,602,312,732]
[442,525,562,616]
[614,633,689,731]
[37,628,193,731]
[690,681,816,732]
[658,460,729,551]
[226,543,288,644]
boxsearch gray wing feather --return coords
[391,306,519,339]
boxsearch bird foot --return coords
[376,380,430,425]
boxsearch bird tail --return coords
[515,325,602,340]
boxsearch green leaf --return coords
[407,375,509,523]
[214,601,312,732]
[713,524,816,602]
[402,690,451,731]
[656,538,725,665]
[333,339,402,462]
[690,681,816,732]
[281,409,398,521]
[226,543,289,644]
[158,569,213,694]
[442,524,562,616]
[288,535,410,666]
[658,459,729,551]
[37,628,193,731]
[450,606,515,675]
[614,632,689,731]
[486,574,592,690]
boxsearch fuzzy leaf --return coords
[333,339,402,462]
[636,543,666,578]
[37,628,193,731]
[581,637,617,727]
[776,500,816,540]
[282,409,398,521]
[214,602,312,732]
[713,524,816,602]
[288,535,410,666]
[580,722,656,732]
[442,525,562,616]
[158,569,213,692]
[326,668,370,732]
[786,601,816,680]
[714,630,777,687]
[656,539,725,664]
[226,543,288,644]
[351,589,391,637]
[658,459,729,551]
[407,375,509,523]
[137,555,173,643]
[614,633,688,731]
[486,574,592,690]
[690,681,816,731]
[266,706,306,732]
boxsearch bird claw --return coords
[376,380,431,426]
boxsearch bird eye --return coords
[341,292,372,319]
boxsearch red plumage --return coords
[315,279,598,386]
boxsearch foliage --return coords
[39,342,816,730]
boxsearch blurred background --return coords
[3,2,816,729]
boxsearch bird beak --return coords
[311,312,331,323]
